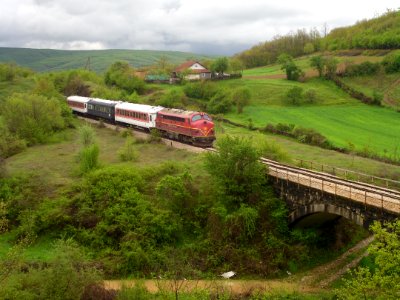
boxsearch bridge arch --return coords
[289,203,365,227]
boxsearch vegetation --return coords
[336,220,400,299]
[235,10,400,68]
[0,48,212,73]
[1,11,400,296]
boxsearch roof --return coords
[115,102,165,114]
[159,108,199,117]
[145,74,170,81]
[67,96,91,103]
[175,60,210,73]
[88,98,120,106]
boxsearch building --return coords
[173,61,212,81]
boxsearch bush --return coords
[118,137,138,162]
[148,129,162,143]
[285,86,304,105]
[382,51,400,73]
[344,61,382,76]
[206,89,232,114]
[2,93,66,145]
[0,239,101,300]
[79,143,99,173]
[232,87,251,113]
[183,81,218,100]
[104,61,146,94]
[256,139,292,163]
[156,89,187,108]
[0,124,27,158]
[79,125,96,147]
[304,89,317,103]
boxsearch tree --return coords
[336,220,400,299]
[277,53,304,81]
[211,57,229,77]
[229,58,244,74]
[2,93,65,145]
[303,42,315,54]
[232,87,251,113]
[325,57,339,78]
[104,61,145,94]
[310,55,326,77]
[204,136,266,210]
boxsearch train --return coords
[66,95,216,147]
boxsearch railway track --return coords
[79,116,400,215]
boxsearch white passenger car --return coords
[66,96,91,114]
[115,102,164,129]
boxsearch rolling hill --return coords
[0,47,213,73]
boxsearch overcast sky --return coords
[0,0,398,55]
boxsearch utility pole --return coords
[84,57,91,71]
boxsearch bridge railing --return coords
[295,159,400,191]
[260,157,400,215]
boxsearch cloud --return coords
[0,0,397,55]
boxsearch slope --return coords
[0,48,213,73]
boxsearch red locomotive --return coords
[156,108,215,147]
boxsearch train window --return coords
[191,115,201,122]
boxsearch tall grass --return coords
[79,144,99,173]
[79,125,95,147]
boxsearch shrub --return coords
[104,61,146,94]
[148,129,162,143]
[372,90,384,105]
[304,89,317,103]
[2,93,66,145]
[0,124,27,158]
[344,61,381,76]
[79,125,96,147]
[206,89,232,114]
[79,143,99,173]
[156,89,187,108]
[257,139,292,163]
[118,137,138,162]
[232,87,251,113]
[382,51,400,73]
[285,86,304,105]
[0,239,101,300]
[183,81,218,100]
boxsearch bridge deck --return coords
[260,158,400,215]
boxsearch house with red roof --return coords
[173,61,212,81]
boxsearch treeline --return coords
[236,9,400,68]
[236,28,321,68]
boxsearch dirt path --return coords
[298,235,374,288]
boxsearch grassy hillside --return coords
[0,48,212,73]
[235,9,400,69]
[324,10,400,50]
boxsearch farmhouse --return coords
[173,60,212,80]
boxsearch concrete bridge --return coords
[260,158,400,229]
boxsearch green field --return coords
[225,103,400,156]
[218,77,357,106]
[0,48,213,73]
[220,56,400,158]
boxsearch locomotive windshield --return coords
[192,114,212,122]
[191,115,202,122]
